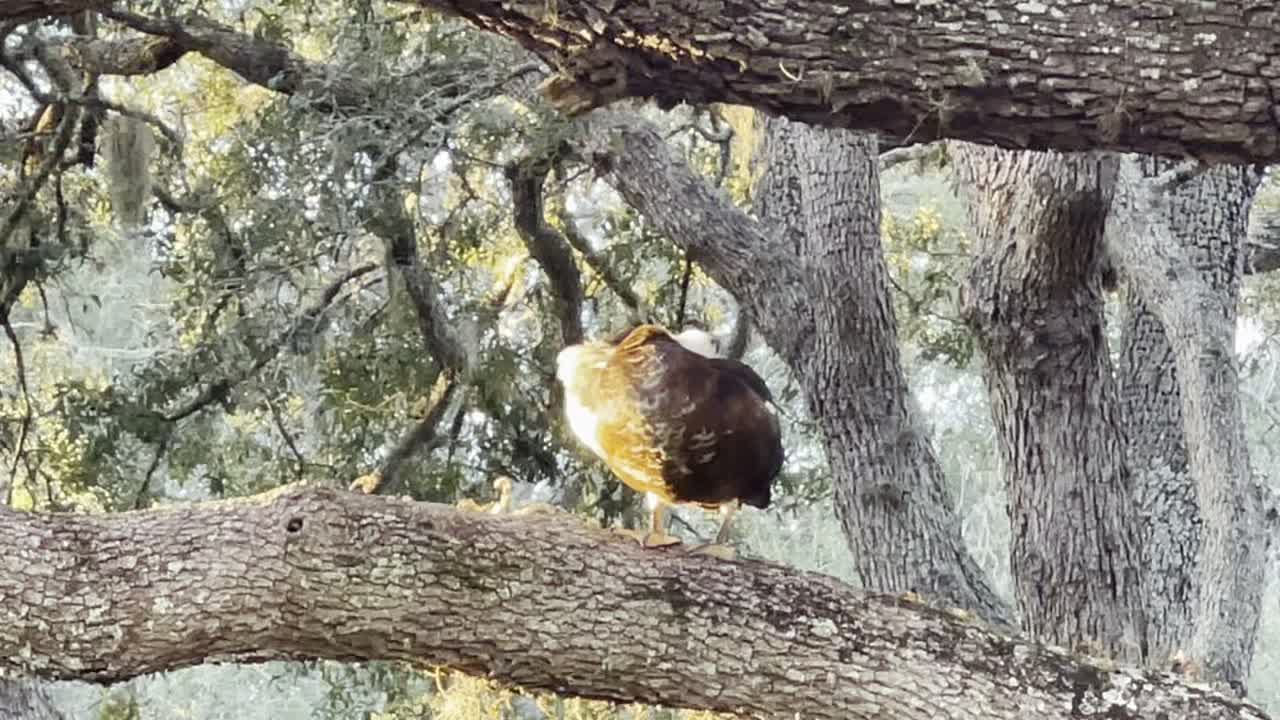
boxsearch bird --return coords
[555,323,784,559]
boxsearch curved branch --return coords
[0,485,1268,720]
[506,155,584,346]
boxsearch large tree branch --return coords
[0,484,1270,720]
[416,0,1280,164]
[575,110,817,363]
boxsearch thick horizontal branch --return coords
[420,0,1280,164]
[0,485,1270,720]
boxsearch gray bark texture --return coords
[1115,158,1259,673]
[578,111,1014,625]
[751,119,1012,622]
[1105,156,1269,692]
[415,0,1280,163]
[951,146,1145,661]
[0,485,1273,720]
[0,678,67,720]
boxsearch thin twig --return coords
[265,394,305,482]
[1,315,33,507]
[0,93,79,249]
[675,254,693,328]
[559,207,644,317]
[166,263,378,423]
[133,433,170,510]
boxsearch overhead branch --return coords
[0,484,1269,720]
[415,0,1280,164]
[506,155,584,346]
[100,10,378,111]
[35,33,187,77]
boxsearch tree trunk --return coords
[412,0,1280,163]
[748,117,1012,623]
[950,145,1145,660]
[579,110,1013,624]
[1116,293,1198,668]
[0,485,1271,720]
[1117,160,1262,672]
[1104,156,1268,692]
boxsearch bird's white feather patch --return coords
[563,394,605,458]
[672,328,719,358]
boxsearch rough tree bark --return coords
[579,110,1013,624]
[1115,158,1260,674]
[0,678,67,720]
[1105,157,1269,692]
[951,146,1144,660]
[411,0,1280,163]
[748,118,1011,622]
[17,2,1280,162]
[0,486,1271,720]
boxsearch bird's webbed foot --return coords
[611,527,682,548]
[689,542,737,561]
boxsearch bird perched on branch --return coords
[556,323,784,559]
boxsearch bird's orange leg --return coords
[610,499,681,548]
[642,502,682,548]
[690,501,739,560]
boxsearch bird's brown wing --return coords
[595,335,782,507]
[591,334,711,502]
[708,357,774,403]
